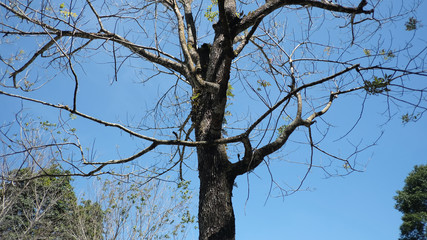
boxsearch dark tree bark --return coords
[197,145,236,240]
[192,19,237,237]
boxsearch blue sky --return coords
[233,115,427,239]
[1,0,427,239]
[2,79,426,239]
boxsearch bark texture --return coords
[193,7,237,235]
[197,145,236,240]
[192,57,237,239]
[193,88,237,239]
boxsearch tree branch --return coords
[85,143,158,175]
[9,35,61,87]
[85,0,106,32]
[0,2,192,82]
[0,90,238,147]
[236,0,373,36]
[230,64,361,175]
[168,0,219,92]
[233,15,264,56]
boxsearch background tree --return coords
[1,116,195,239]
[98,177,195,240]
[73,200,105,240]
[0,115,103,239]
[0,0,426,239]
[395,165,427,240]
[0,165,104,240]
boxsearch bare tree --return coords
[1,0,426,239]
[97,177,194,240]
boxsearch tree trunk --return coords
[193,89,236,239]
[197,144,236,240]
[192,19,237,237]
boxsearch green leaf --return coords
[257,79,271,88]
[226,83,234,98]
[191,92,200,101]
[405,17,419,31]
[401,113,419,124]
[60,10,77,18]
[379,49,395,60]
[277,125,287,135]
[204,0,218,22]
[363,74,392,95]
[363,48,371,56]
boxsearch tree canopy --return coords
[0,165,104,240]
[395,165,427,240]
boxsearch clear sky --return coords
[1,0,427,239]
[232,113,427,239]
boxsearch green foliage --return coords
[257,79,271,88]
[69,113,77,120]
[191,92,201,101]
[40,120,57,130]
[343,163,350,169]
[0,165,104,240]
[222,83,235,135]
[101,178,195,239]
[277,125,287,135]
[379,49,395,60]
[204,0,218,22]
[59,2,77,18]
[405,17,419,31]
[257,79,271,91]
[402,113,420,124]
[363,74,392,95]
[363,48,371,56]
[277,116,291,135]
[394,165,427,240]
[75,200,104,239]
[226,83,235,98]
